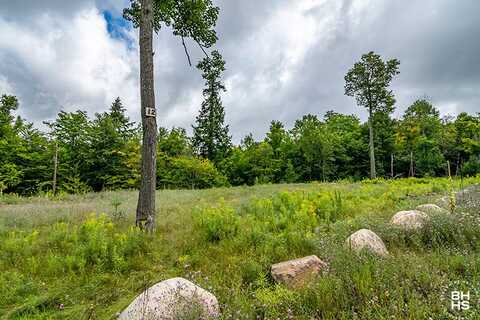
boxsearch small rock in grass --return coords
[416,204,449,215]
[390,210,429,230]
[345,229,389,257]
[271,255,328,288]
[118,277,219,320]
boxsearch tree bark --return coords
[136,0,157,232]
[368,107,376,179]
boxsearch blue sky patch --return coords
[102,10,134,49]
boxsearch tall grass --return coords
[0,177,479,319]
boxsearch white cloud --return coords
[0,0,479,140]
[0,5,139,123]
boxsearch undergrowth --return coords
[0,177,479,319]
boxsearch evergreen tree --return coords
[192,50,231,164]
[88,98,139,190]
[109,97,137,139]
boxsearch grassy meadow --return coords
[1,177,479,319]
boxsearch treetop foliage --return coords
[192,50,231,164]
[345,51,400,114]
[0,93,479,196]
[123,0,219,49]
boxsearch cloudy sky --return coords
[0,0,479,141]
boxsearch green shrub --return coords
[240,260,264,285]
[158,155,229,189]
[60,175,92,194]
[194,204,239,242]
[2,177,480,318]
[255,285,299,318]
[462,159,480,176]
[0,214,149,277]
[74,214,148,272]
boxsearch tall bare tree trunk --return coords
[52,141,58,195]
[368,107,376,179]
[136,0,157,232]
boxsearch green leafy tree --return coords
[291,115,334,181]
[222,146,249,185]
[371,111,397,177]
[15,123,52,194]
[46,110,92,192]
[0,95,53,195]
[124,0,220,231]
[345,51,400,179]
[0,96,24,194]
[192,50,231,165]
[0,95,18,130]
[0,96,22,167]
[265,120,291,182]
[453,112,480,175]
[158,126,192,157]
[223,134,276,186]
[324,111,367,179]
[0,163,22,195]
[396,100,444,177]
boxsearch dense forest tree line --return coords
[1,92,479,196]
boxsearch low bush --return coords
[194,204,239,242]
[157,155,229,190]
[2,178,480,319]
[0,214,150,277]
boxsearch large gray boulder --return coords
[118,277,219,320]
[456,185,479,205]
[437,185,479,210]
[390,210,429,230]
[345,229,389,257]
[457,185,479,196]
[416,204,449,215]
[271,255,328,288]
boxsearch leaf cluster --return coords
[123,0,219,49]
